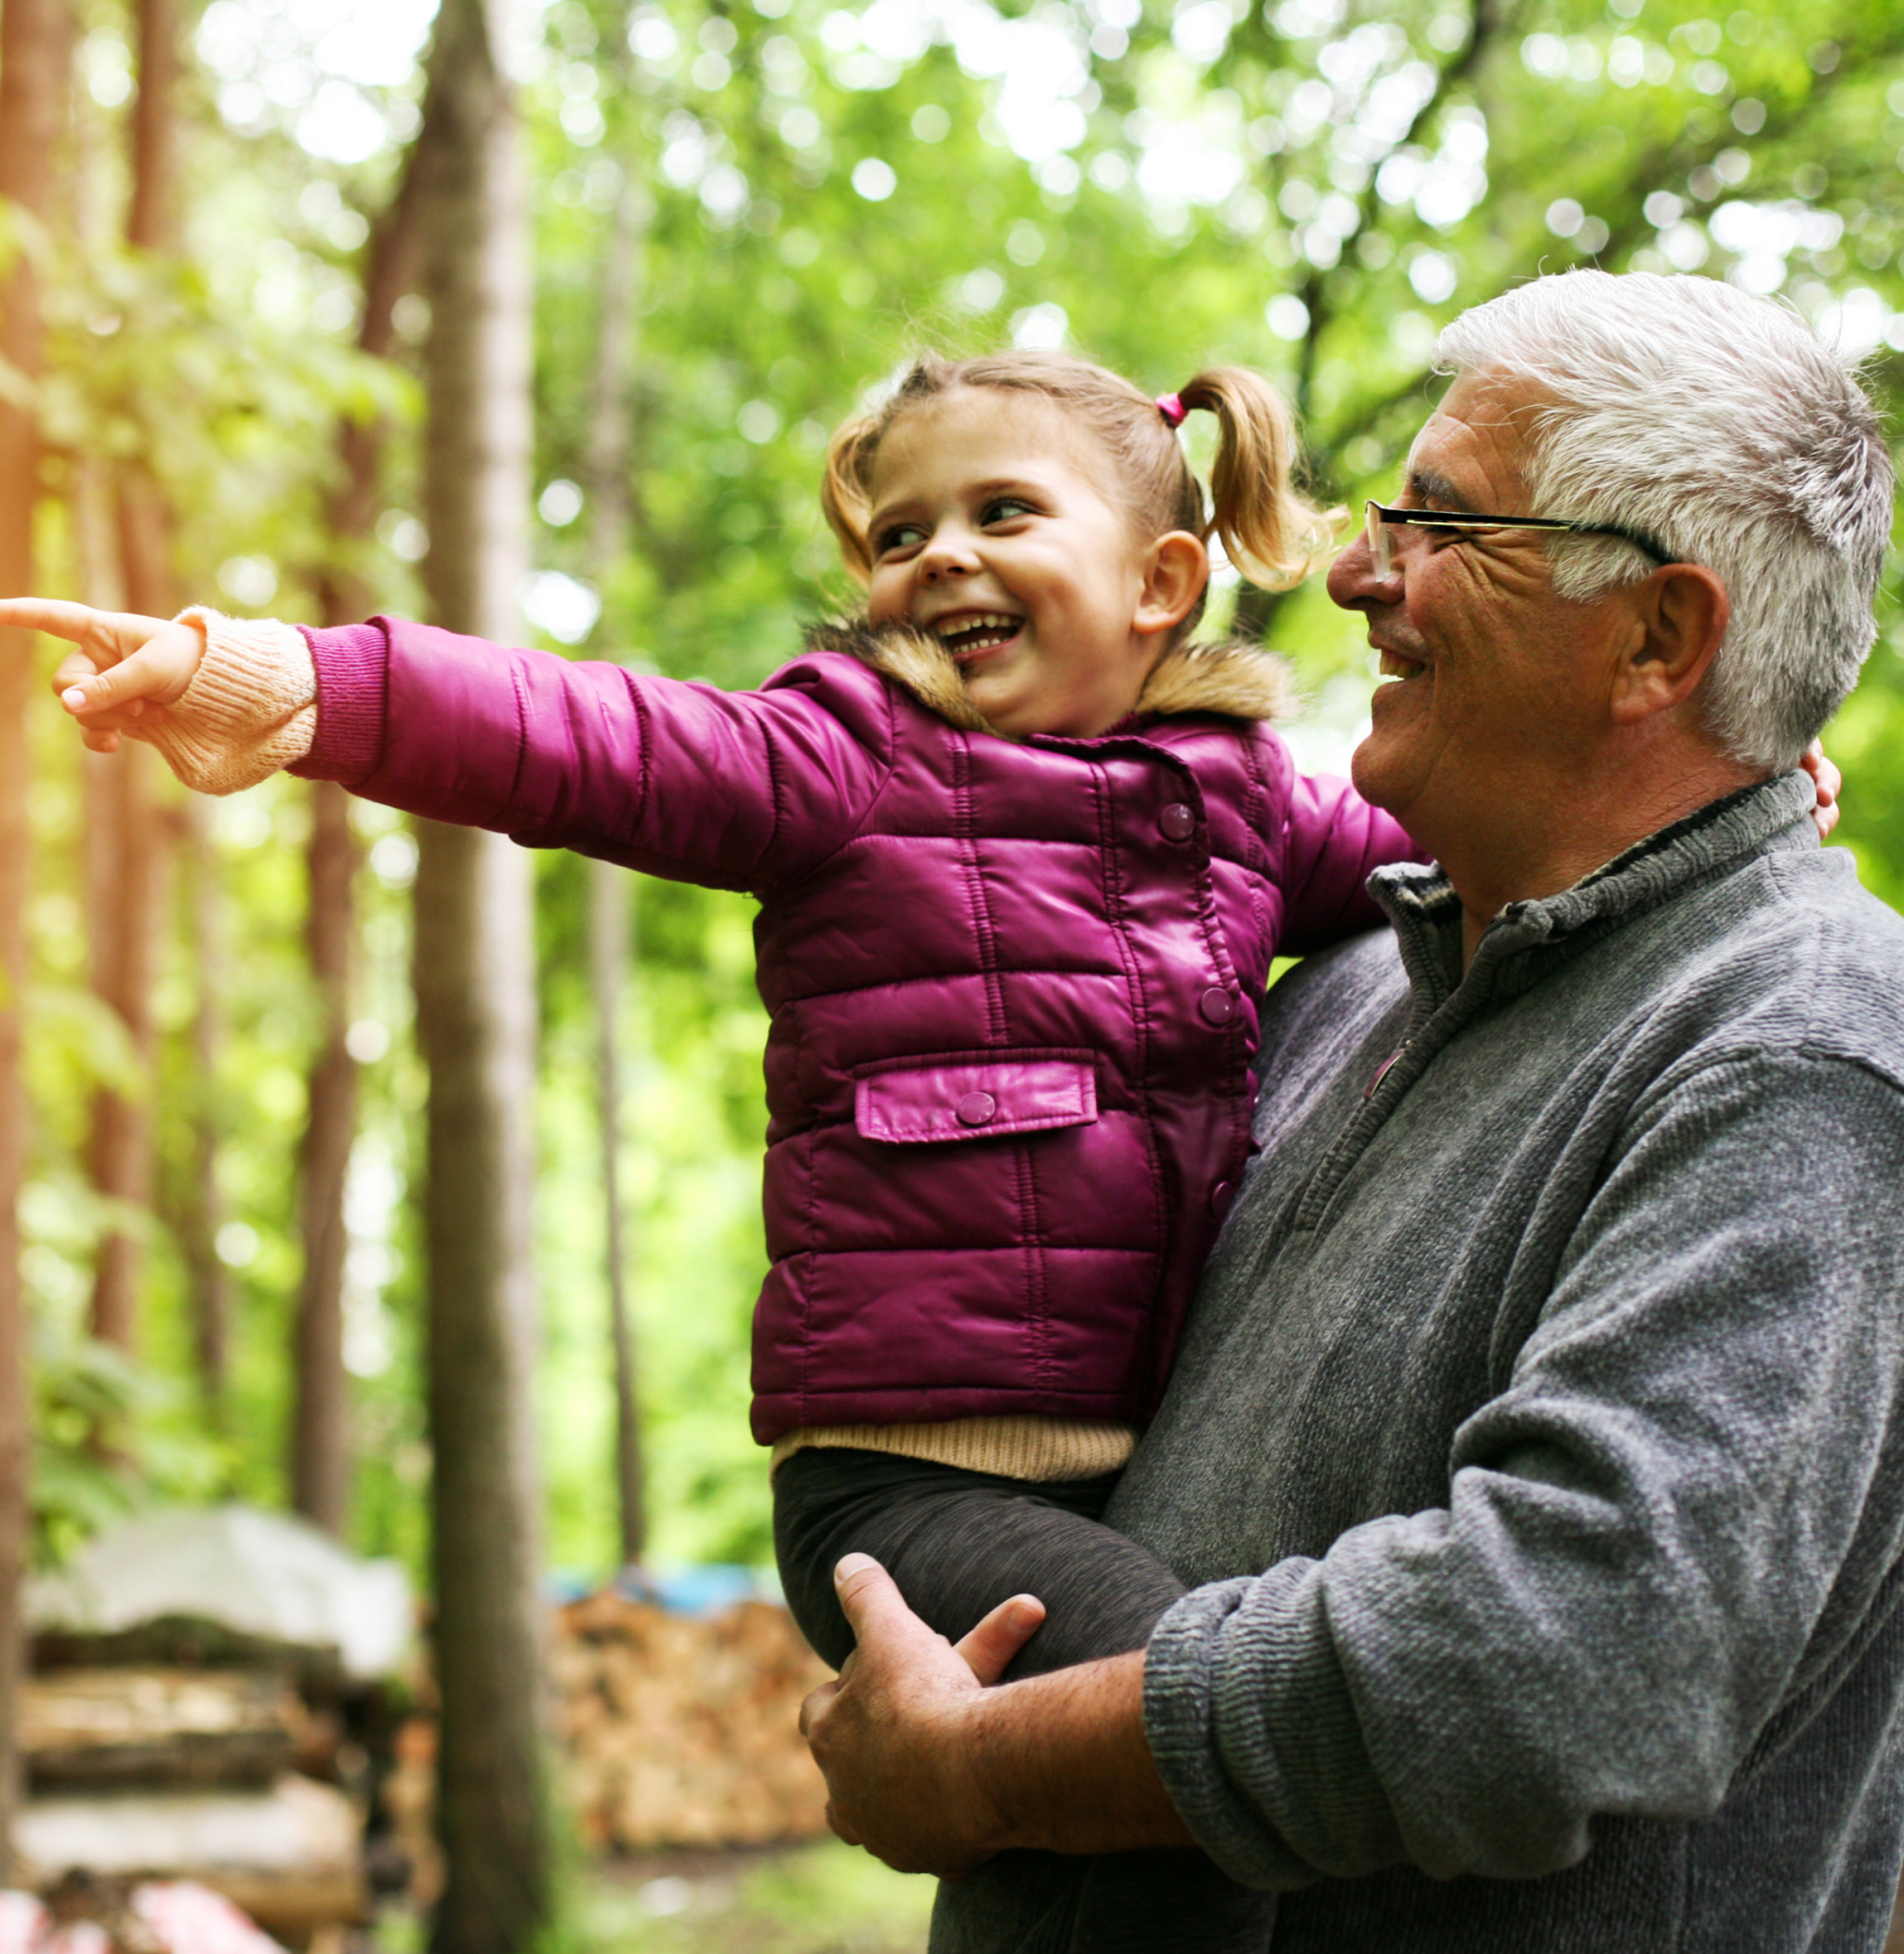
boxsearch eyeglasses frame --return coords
[1364,499,1674,579]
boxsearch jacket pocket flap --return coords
[853,1050,1099,1144]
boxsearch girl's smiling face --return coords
[863,389,1206,737]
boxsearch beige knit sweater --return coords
[140,608,1141,1484]
[130,610,322,794]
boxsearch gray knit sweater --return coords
[1113,771,1904,1950]
[938,772,1904,1952]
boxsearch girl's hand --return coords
[1801,739,1841,842]
[0,597,205,754]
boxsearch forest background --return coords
[2,0,1903,1872]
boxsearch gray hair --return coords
[1434,271,1892,772]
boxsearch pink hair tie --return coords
[1156,392,1187,428]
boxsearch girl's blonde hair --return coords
[821,349,1335,635]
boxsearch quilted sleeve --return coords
[1274,758,1426,955]
[292,615,901,892]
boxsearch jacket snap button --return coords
[956,1090,998,1128]
[1210,1181,1234,1218]
[1160,801,1196,841]
[1199,986,1236,1026]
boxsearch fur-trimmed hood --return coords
[804,618,1295,735]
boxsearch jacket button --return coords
[1199,986,1236,1026]
[1160,801,1196,841]
[1210,1181,1235,1218]
[956,1090,997,1128]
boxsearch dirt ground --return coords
[372,1842,936,1954]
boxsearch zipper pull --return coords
[1364,1044,1407,1102]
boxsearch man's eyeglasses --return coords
[1364,500,1673,578]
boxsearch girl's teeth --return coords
[941,614,1020,653]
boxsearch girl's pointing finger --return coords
[0,596,109,644]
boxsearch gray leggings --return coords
[774,1447,1276,1952]
[774,1446,1185,1677]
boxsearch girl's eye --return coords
[876,523,925,555]
[982,496,1035,526]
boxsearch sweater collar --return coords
[803,617,1293,734]
[1371,771,1820,1013]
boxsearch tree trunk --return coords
[88,0,186,1352]
[82,742,164,1352]
[0,0,75,1878]
[588,860,644,1566]
[291,782,357,1534]
[291,112,440,1538]
[176,798,231,1417]
[413,4,549,1948]
[314,94,439,624]
[126,0,181,256]
[584,124,647,1567]
[580,162,641,588]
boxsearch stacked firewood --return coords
[549,1593,832,1851]
[13,1646,366,1947]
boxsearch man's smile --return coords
[1376,649,1427,681]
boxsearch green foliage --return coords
[30,1312,147,1567]
[511,1842,933,1954]
[25,1213,231,1569]
[536,864,774,1572]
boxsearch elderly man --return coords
[801,268,1904,1953]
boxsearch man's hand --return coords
[0,597,205,754]
[800,1554,1044,1877]
[1803,739,1842,841]
[799,1553,1198,1877]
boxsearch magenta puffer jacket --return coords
[291,616,1418,1443]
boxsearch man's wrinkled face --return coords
[1327,369,1620,834]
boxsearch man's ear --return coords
[1609,562,1731,726]
[1134,532,1209,638]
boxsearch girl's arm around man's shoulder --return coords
[1264,729,1426,955]
[1253,734,1841,964]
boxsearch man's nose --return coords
[1326,529,1403,613]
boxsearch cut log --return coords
[22,1670,302,1791]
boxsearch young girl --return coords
[16,348,1413,1714]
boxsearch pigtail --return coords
[1178,367,1339,592]
[817,350,1333,620]
[821,414,883,586]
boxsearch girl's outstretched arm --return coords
[304,614,903,891]
[7,596,905,895]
